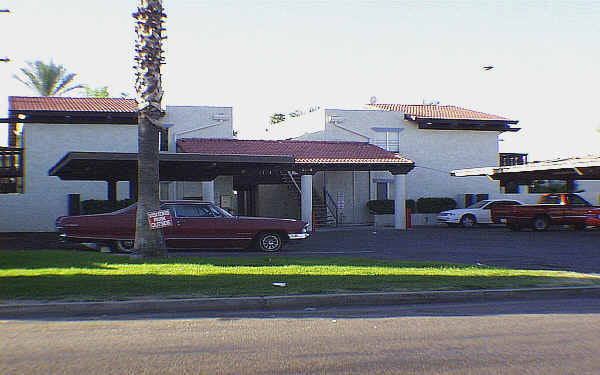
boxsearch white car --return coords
[437,199,524,228]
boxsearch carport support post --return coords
[202,181,215,203]
[393,173,407,230]
[301,174,313,231]
[107,179,117,204]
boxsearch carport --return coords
[49,139,415,230]
[451,155,600,191]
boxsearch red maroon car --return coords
[56,201,309,252]
[585,214,600,228]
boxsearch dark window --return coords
[567,195,591,207]
[376,182,388,200]
[540,195,561,204]
[171,204,214,217]
[159,128,169,152]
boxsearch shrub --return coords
[81,199,136,214]
[416,197,456,213]
[366,199,416,215]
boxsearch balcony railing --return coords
[0,147,23,178]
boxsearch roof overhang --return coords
[1,111,137,125]
[451,156,600,182]
[49,152,295,181]
[49,151,415,182]
[404,115,520,132]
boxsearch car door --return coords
[565,194,593,224]
[477,202,493,223]
[162,203,216,248]
[207,205,254,249]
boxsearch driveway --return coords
[2,227,599,273]
[282,226,600,273]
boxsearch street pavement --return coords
[3,298,600,375]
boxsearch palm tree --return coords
[14,60,84,96]
[132,0,168,258]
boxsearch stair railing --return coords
[324,189,339,226]
[286,171,302,195]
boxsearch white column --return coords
[202,181,215,203]
[301,174,313,231]
[393,173,407,230]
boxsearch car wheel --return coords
[460,215,477,228]
[115,240,135,253]
[256,232,282,252]
[532,216,550,232]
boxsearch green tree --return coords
[132,0,168,258]
[14,60,84,96]
[83,86,110,98]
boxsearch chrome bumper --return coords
[288,233,310,240]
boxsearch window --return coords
[372,128,402,152]
[171,204,214,217]
[540,195,561,205]
[566,195,591,207]
[376,182,388,200]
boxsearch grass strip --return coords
[1,250,599,301]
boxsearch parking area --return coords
[2,226,599,274]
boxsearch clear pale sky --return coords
[1,0,599,161]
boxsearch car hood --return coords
[438,209,473,216]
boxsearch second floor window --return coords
[373,128,402,152]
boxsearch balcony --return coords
[0,147,23,178]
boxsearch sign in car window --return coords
[147,209,173,229]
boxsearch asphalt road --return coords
[3,298,600,375]
[173,226,600,274]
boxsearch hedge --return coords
[366,199,415,215]
[367,198,455,214]
[416,197,456,213]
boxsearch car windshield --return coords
[466,200,490,209]
[210,205,233,218]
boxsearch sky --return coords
[1,0,599,161]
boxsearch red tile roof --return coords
[9,96,137,113]
[177,138,413,164]
[368,104,513,121]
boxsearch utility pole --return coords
[1,9,9,62]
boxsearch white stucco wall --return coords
[0,123,138,232]
[0,105,236,232]
[262,107,507,224]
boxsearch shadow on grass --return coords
[2,273,598,301]
[0,249,466,270]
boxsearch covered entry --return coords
[50,139,415,229]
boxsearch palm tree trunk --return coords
[132,0,167,258]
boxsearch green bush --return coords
[366,199,415,215]
[416,197,456,213]
[81,199,136,214]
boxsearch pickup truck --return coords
[491,193,600,231]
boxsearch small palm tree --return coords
[14,60,84,96]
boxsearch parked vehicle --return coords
[437,199,523,228]
[491,193,600,231]
[56,201,309,252]
[585,214,600,228]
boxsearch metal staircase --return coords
[281,171,337,228]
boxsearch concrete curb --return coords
[2,286,600,319]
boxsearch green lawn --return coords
[1,250,599,301]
